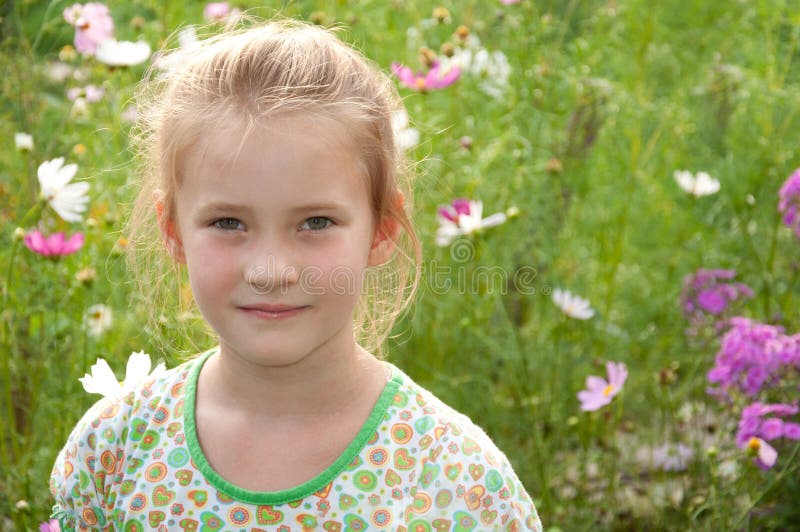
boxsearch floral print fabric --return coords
[50,350,541,531]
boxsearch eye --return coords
[212,218,244,231]
[300,216,333,231]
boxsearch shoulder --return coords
[387,365,542,531]
[49,357,196,529]
[64,358,192,449]
[389,364,511,461]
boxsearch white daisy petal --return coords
[674,169,720,197]
[37,158,89,223]
[480,212,508,229]
[15,132,34,151]
[95,40,151,67]
[553,288,595,319]
[79,358,122,398]
[79,351,165,399]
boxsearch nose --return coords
[244,240,300,294]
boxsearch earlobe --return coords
[368,218,399,267]
[154,191,186,264]
[368,191,404,267]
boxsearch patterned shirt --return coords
[50,349,542,531]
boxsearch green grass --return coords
[2,0,800,529]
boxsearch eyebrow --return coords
[196,202,253,213]
[288,202,348,212]
[197,201,348,213]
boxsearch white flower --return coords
[46,61,73,81]
[84,304,113,337]
[95,39,151,67]
[436,199,507,246]
[552,288,595,319]
[37,157,90,222]
[636,443,695,472]
[392,109,419,151]
[674,170,720,197]
[15,132,33,151]
[449,47,511,98]
[79,351,167,399]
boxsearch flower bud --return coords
[433,7,451,23]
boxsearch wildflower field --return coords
[3,0,800,530]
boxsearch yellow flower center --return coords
[747,437,761,451]
[602,384,615,397]
[415,78,427,90]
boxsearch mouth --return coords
[238,304,309,320]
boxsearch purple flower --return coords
[682,269,753,328]
[736,401,800,447]
[62,3,114,55]
[708,318,800,396]
[40,519,61,532]
[778,168,800,238]
[24,230,84,257]
[577,362,628,411]
[746,437,778,470]
[391,62,461,91]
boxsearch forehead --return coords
[178,113,370,212]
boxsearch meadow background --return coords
[2,0,800,530]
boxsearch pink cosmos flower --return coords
[67,85,105,102]
[578,361,628,411]
[40,519,61,532]
[203,2,230,21]
[24,229,84,257]
[436,198,508,246]
[63,3,114,55]
[391,62,460,91]
[746,437,778,470]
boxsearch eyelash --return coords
[300,216,334,231]
[212,218,244,231]
[211,217,334,232]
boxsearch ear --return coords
[368,191,404,267]
[153,190,186,264]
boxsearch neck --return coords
[199,334,386,419]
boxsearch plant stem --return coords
[731,441,800,529]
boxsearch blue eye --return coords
[301,217,333,231]
[213,218,243,230]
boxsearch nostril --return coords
[246,266,274,294]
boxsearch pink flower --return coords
[578,362,628,411]
[746,437,778,470]
[63,3,114,55]
[24,230,84,257]
[203,2,230,21]
[435,198,508,246]
[779,168,800,238]
[40,519,61,532]
[391,62,460,91]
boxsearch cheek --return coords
[184,245,238,296]
[298,240,371,295]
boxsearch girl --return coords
[50,19,542,531]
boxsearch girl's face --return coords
[166,113,389,368]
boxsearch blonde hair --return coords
[127,18,421,356]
